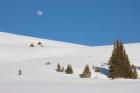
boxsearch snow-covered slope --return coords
[0,32,140,93]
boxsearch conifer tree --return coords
[61,66,65,73]
[18,69,22,75]
[38,42,42,45]
[56,63,61,72]
[131,64,138,79]
[37,42,43,47]
[65,64,73,74]
[80,65,91,78]
[108,39,137,79]
[30,43,35,47]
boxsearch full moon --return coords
[37,10,43,16]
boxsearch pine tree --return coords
[18,69,22,75]
[61,66,65,72]
[80,65,91,78]
[65,64,73,74]
[37,42,43,47]
[30,43,35,47]
[108,39,137,79]
[131,64,138,79]
[56,63,61,72]
[38,42,42,45]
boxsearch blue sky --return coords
[0,0,140,46]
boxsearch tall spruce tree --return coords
[108,39,137,79]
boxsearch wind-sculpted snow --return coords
[0,32,140,93]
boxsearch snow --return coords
[0,32,140,93]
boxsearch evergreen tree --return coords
[80,65,91,78]
[37,41,42,45]
[56,63,61,72]
[65,64,73,74]
[61,66,65,73]
[37,42,43,47]
[18,69,22,75]
[131,64,138,79]
[108,39,137,79]
[30,43,35,47]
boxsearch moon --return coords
[37,10,43,16]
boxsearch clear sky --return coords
[0,0,140,46]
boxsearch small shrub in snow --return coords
[65,64,73,74]
[37,41,43,47]
[18,69,22,75]
[95,67,101,72]
[45,62,51,65]
[56,63,61,72]
[80,64,91,78]
[29,43,35,47]
[61,66,65,72]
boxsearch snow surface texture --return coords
[0,32,140,93]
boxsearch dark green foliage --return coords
[18,69,22,75]
[80,65,91,78]
[56,63,61,72]
[56,63,65,73]
[61,66,65,72]
[65,64,73,74]
[30,43,35,47]
[108,39,137,79]
[38,42,43,47]
[131,64,138,79]
[38,42,42,45]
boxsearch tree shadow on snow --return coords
[100,67,109,76]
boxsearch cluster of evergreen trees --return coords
[108,39,137,79]
[56,39,138,79]
[29,41,43,47]
[56,63,73,74]
[56,63,91,78]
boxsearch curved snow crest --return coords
[0,32,91,48]
[0,31,140,62]
[0,32,140,93]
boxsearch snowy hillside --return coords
[0,32,140,93]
